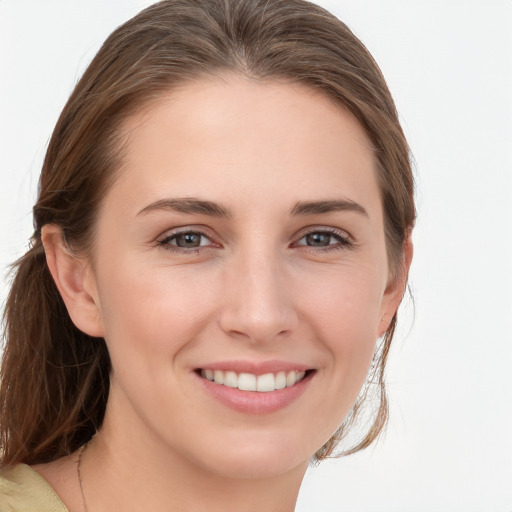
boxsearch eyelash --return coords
[157,228,217,254]
[157,227,353,254]
[292,228,353,253]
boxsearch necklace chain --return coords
[77,443,89,512]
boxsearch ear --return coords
[42,224,105,337]
[377,235,413,338]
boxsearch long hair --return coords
[1,0,415,466]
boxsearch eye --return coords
[158,229,216,252]
[293,229,352,251]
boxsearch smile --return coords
[199,369,307,392]
[194,362,315,414]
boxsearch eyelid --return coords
[156,226,221,251]
[291,226,354,250]
[154,224,354,253]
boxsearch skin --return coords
[38,75,411,512]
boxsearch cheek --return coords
[96,259,220,362]
[302,267,384,386]
[303,262,385,340]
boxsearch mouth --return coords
[195,368,315,392]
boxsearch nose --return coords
[218,249,299,344]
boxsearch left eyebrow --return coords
[290,199,368,217]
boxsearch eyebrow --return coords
[290,199,368,217]
[137,197,368,218]
[137,198,231,217]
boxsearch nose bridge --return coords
[219,241,298,343]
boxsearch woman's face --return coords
[83,76,401,478]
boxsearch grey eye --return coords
[294,229,351,251]
[304,232,333,247]
[172,232,205,248]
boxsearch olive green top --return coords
[0,464,68,511]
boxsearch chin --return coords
[188,431,313,480]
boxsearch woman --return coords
[0,0,414,510]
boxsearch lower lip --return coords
[196,371,314,414]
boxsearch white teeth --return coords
[275,371,287,390]
[256,373,275,392]
[201,369,308,392]
[286,371,296,387]
[238,373,256,391]
[224,371,238,388]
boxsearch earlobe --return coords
[42,224,105,337]
[378,235,414,338]
[377,312,392,338]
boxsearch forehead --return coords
[112,76,381,219]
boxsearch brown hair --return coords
[0,0,415,466]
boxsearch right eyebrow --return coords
[137,197,232,218]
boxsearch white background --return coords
[1,1,511,511]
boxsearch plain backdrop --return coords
[1,1,511,511]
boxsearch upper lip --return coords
[194,360,313,376]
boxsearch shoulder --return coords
[0,464,68,512]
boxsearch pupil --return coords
[307,233,330,246]
[177,233,201,248]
